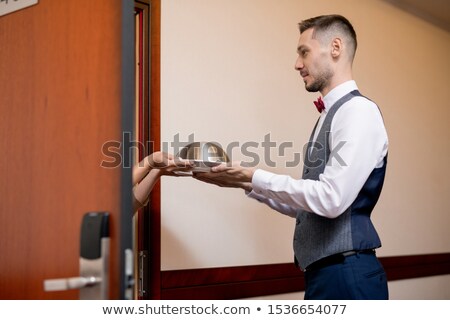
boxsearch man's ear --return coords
[331,37,343,58]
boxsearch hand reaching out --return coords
[193,161,255,192]
[132,152,193,212]
[145,152,192,173]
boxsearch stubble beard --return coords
[304,68,334,93]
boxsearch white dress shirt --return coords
[247,80,388,219]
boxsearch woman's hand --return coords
[145,151,193,176]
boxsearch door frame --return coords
[120,0,136,299]
[133,0,160,299]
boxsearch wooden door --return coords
[0,0,127,299]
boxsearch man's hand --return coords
[193,162,255,192]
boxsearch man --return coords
[195,14,389,299]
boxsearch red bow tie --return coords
[313,97,325,113]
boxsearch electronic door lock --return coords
[43,212,110,299]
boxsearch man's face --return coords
[295,28,333,93]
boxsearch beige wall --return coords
[160,0,450,299]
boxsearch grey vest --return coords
[294,90,386,270]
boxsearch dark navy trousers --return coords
[304,252,389,300]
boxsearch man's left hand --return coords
[193,162,255,192]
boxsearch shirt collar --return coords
[322,80,358,114]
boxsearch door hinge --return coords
[138,250,148,298]
[124,248,134,300]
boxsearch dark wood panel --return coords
[162,277,304,300]
[161,263,303,300]
[162,263,301,289]
[382,253,450,281]
[160,253,450,300]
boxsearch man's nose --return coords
[295,56,303,70]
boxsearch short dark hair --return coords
[298,15,357,59]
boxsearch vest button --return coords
[304,169,309,174]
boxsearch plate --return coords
[174,160,226,175]
[191,160,225,172]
